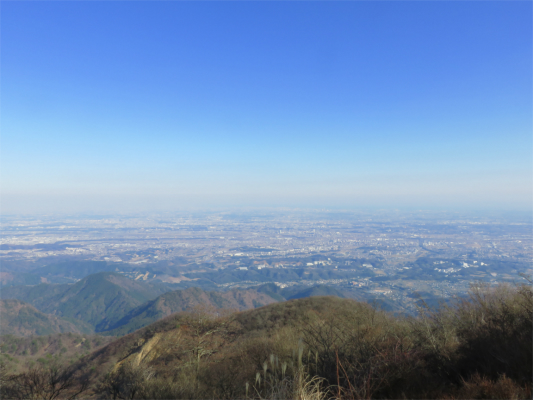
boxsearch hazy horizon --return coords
[2,2,531,215]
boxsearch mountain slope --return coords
[69,296,370,397]
[104,287,278,335]
[0,332,115,374]
[47,272,171,332]
[255,283,346,301]
[32,261,115,283]
[0,299,88,336]
[285,284,345,300]
[1,272,171,332]
[4,284,528,400]
[1,283,71,305]
[0,271,42,287]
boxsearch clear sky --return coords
[1,1,531,214]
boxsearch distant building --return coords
[372,288,392,294]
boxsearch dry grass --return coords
[2,283,531,399]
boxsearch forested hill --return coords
[44,283,530,400]
[0,272,170,332]
[105,284,349,336]
[104,286,278,335]
[0,299,89,336]
[1,270,353,336]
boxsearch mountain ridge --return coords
[0,299,90,336]
[0,272,170,332]
[103,286,278,335]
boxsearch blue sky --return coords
[2,1,531,213]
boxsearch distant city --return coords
[2,210,531,315]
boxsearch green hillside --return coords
[2,274,347,337]
[255,283,345,301]
[0,271,42,287]
[0,299,89,336]
[285,284,345,300]
[1,272,170,332]
[1,283,71,305]
[184,267,363,285]
[254,282,286,301]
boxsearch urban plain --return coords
[2,210,531,315]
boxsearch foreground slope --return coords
[55,284,531,400]
[69,296,368,389]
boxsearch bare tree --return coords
[2,363,88,400]
[99,362,153,400]
[179,305,238,394]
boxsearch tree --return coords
[179,305,239,394]
[99,362,153,400]
[1,363,88,400]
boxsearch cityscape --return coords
[2,210,531,314]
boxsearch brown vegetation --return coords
[0,300,84,337]
[1,282,531,399]
[0,333,115,375]
[1,363,89,400]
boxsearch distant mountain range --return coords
[1,272,171,333]
[255,282,346,300]
[0,261,114,286]
[0,299,87,336]
[104,286,278,335]
[1,271,348,337]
